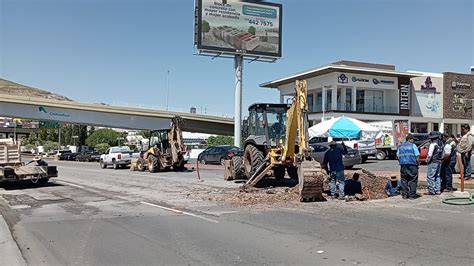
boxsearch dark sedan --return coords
[76,151,101,162]
[310,142,361,169]
[198,145,242,165]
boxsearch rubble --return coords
[345,169,390,200]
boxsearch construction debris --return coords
[345,169,390,200]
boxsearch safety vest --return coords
[398,141,417,165]
[446,139,457,158]
[429,140,444,164]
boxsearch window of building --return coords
[412,123,428,133]
[325,89,332,111]
[337,88,343,111]
[433,123,439,132]
[345,88,352,111]
[315,91,322,112]
[356,90,365,112]
[308,94,314,112]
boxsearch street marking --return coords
[140,201,220,224]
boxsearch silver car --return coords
[310,142,361,169]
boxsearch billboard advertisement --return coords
[195,0,282,58]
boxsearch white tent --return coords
[308,116,381,139]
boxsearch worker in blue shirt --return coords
[384,176,401,196]
[323,140,348,199]
[396,134,420,199]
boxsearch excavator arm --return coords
[281,80,309,162]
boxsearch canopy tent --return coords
[308,116,381,139]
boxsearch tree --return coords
[207,135,234,146]
[43,141,59,153]
[85,128,126,147]
[248,26,256,35]
[202,20,210,38]
[139,130,151,139]
[94,143,110,154]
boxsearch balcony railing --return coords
[310,103,398,114]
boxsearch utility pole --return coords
[234,55,243,148]
[166,70,170,111]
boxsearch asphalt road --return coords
[0,160,473,265]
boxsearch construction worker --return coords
[344,172,362,196]
[384,176,401,197]
[440,133,458,192]
[28,156,48,166]
[397,134,420,199]
[458,124,473,180]
[425,131,444,195]
[323,140,348,200]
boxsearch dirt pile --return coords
[346,169,390,200]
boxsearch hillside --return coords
[0,78,73,101]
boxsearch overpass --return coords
[0,94,234,135]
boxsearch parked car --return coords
[412,133,429,146]
[418,140,430,164]
[76,151,101,162]
[309,137,375,163]
[100,146,140,169]
[198,145,242,165]
[310,142,361,169]
[57,150,73,160]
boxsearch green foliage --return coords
[85,128,125,147]
[60,124,88,146]
[202,20,210,33]
[38,129,58,143]
[139,130,151,139]
[43,141,59,153]
[22,132,38,146]
[207,135,234,146]
[94,143,110,154]
[248,26,256,35]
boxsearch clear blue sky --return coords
[1,0,473,117]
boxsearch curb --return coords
[0,215,26,266]
[418,180,474,189]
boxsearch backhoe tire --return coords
[273,166,286,180]
[243,145,264,179]
[231,156,244,179]
[137,158,146,171]
[287,166,298,180]
[148,156,160,173]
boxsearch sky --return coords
[1,0,473,118]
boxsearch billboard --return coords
[195,0,282,58]
[394,120,409,146]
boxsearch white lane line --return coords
[55,180,85,189]
[140,201,220,224]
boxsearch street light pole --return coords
[166,70,170,111]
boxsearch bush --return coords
[95,143,110,154]
[43,141,59,153]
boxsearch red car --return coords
[418,140,430,164]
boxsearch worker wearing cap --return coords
[426,131,444,195]
[323,140,348,200]
[440,133,458,192]
[397,134,420,199]
[28,156,49,166]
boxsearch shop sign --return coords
[337,74,348,83]
[372,78,395,85]
[451,81,471,90]
[351,76,369,83]
[399,85,409,110]
[421,77,436,90]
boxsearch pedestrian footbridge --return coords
[0,94,234,135]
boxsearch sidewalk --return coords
[369,170,474,189]
[0,215,26,266]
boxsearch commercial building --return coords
[260,60,474,134]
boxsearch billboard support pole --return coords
[234,54,243,148]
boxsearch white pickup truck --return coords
[100,146,139,169]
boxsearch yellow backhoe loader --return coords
[226,80,327,201]
[133,116,187,172]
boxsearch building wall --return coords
[443,72,474,120]
[411,76,443,118]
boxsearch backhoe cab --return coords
[227,80,326,201]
